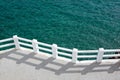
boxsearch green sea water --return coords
[0,0,120,50]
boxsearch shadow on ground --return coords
[0,49,120,75]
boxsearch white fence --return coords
[0,35,120,63]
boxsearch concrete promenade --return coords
[0,48,120,80]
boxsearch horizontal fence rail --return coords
[0,38,14,49]
[78,50,98,53]
[0,43,14,48]
[18,37,32,42]
[38,47,52,52]
[0,38,13,43]
[0,35,120,63]
[58,47,73,52]
[38,42,52,47]
[77,55,97,58]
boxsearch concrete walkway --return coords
[0,48,120,80]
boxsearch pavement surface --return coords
[0,48,120,80]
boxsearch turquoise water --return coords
[0,0,120,50]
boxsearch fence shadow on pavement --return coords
[0,49,120,75]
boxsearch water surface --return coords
[0,0,120,50]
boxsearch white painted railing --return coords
[0,38,14,48]
[0,35,120,63]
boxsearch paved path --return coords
[0,48,120,80]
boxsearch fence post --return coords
[13,35,20,49]
[32,39,39,53]
[97,48,104,63]
[72,48,78,63]
[52,44,58,58]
